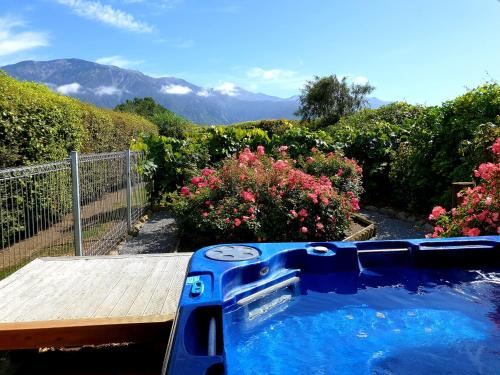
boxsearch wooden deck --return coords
[0,253,192,350]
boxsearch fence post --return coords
[126,149,132,232]
[70,151,83,256]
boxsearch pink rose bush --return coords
[427,138,500,238]
[170,146,363,243]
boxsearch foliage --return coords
[324,102,424,203]
[205,126,271,163]
[168,147,362,243]
[295,75,374,126]
[0,71,158,168]
[132,133,209,200]
[232,119,301,136]
[269,126,337,159]
[427,138,499,237]
[389,83,500,211]
[115,97,194,138]
[132,82,500,216]
[133,122,343,201]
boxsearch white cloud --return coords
[213,82,239,96]
[247,67,297,80]
[196,89,211,97]
[353,76,369,85]
[56,82,81,95]
[96,55,137,68]
[95,85,121,96]
[0,17,48,57]
[160,84,192,95]
[56,0,153,33]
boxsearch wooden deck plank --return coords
[107,258,165,318]
[160,257,191,316]
[0,254,192,349]
[0,261,70,320]
[126,256,189,317]
[11,259,94,322]
[91,259,152,318]
[9,259,94,322]
[142,256,182,316]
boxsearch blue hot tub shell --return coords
[163,236,500,375]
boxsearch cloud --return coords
[353,76,369,85]
[56,82,81,95]
[95,85,122,96]
[0,17,48,57]
[247,67,297,80]
[213,82,239,96]
[196,89,211,97]
[56,0,153,33]
[160,84,192,95]
[124,0,181,7]
[96,55,138,68]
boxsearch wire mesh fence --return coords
[0,151,149,278]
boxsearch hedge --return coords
[0,71,158,167]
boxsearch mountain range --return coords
[1,59,390,125]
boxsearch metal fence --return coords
[0,150,149,278]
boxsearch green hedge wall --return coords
[0,71,158,167]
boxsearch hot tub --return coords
[164,236,500,375]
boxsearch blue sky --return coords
[0,0,500,103]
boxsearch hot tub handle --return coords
[208,316,216,356]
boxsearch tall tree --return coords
[296,75,375,126]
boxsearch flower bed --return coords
[427,138,499,237]
[169,146,363,244]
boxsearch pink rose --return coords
[428,206,446,220]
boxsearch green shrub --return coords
[270,126,337,159]
[389,84,500,211]
[328,119,407,203]
[115,97,194,138]
[0,72,158,168]
[134,133,210,200]
[205,126,271,163]
[232,119,301,136]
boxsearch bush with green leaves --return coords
[133,123,340,200]
[205,126,271,163]
[389,83,500,211]
[325,102,423,204]
[115,97,194,138]
[132,133,210,200]
[0,71,158,168]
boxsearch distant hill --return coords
[2,59,391,124]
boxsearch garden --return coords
[131,82,500,244]
[1,71,498,245]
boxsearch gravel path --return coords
[118,208,427,255]
[360,209,426,240]
[118,211,179,254]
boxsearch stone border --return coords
[343,213,376,242]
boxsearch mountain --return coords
[1,59,390,124]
